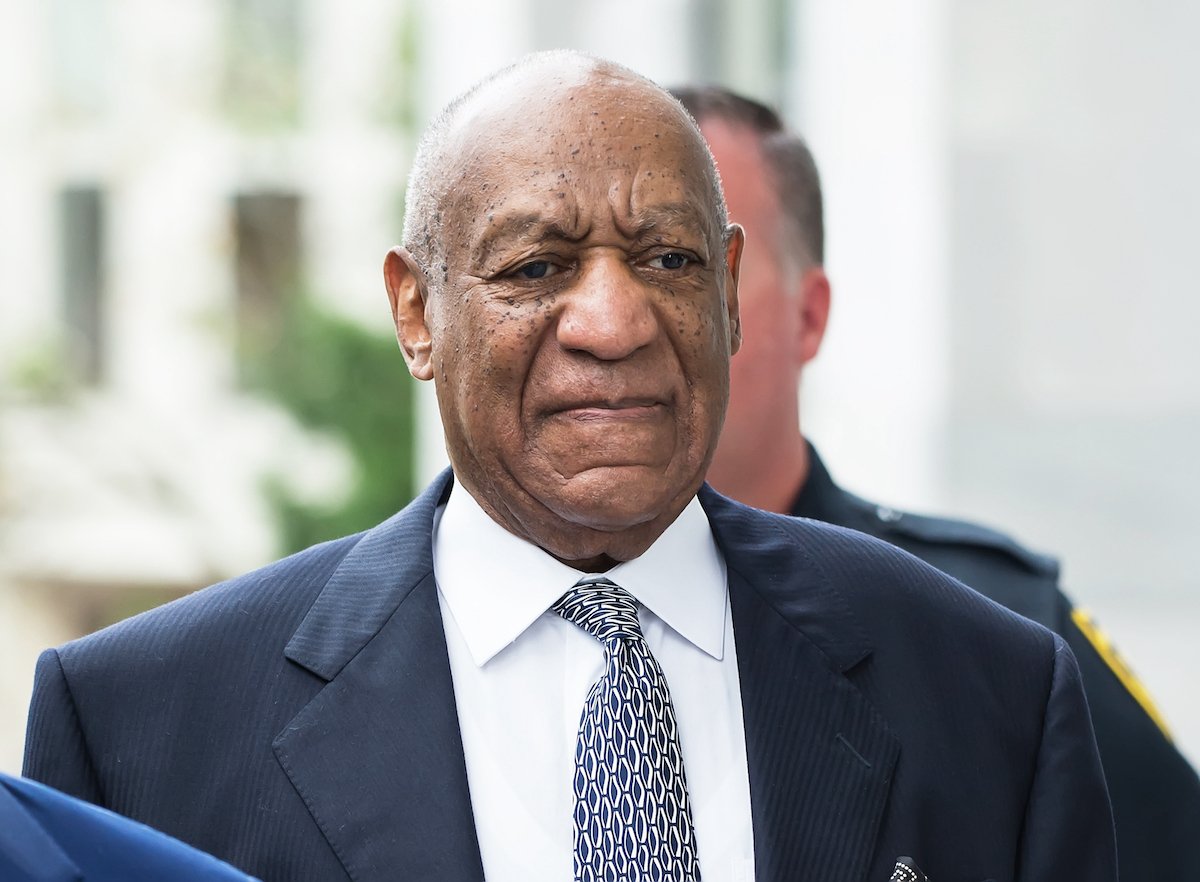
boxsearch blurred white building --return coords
[2,0,1197,775]
[0,0,408,770]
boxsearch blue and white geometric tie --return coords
[553,576,701,882]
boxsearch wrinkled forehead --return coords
[439,71,722,244]
[451,61,698,151]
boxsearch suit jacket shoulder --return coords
[23,474,479,882]
[55,532,361,675]
[786,444,1200,880]
[790,446,1060,626]
[732,491,1057,671]
[701,487,1117,881]
[22,534,364,879]
[22,480,468,878]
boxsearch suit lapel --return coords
[274,472,484,881]
[703,487,900,882]
[270,475,895,880]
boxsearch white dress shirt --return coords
[433,483,755,882]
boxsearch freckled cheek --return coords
[659,300,731,426]
[449,303,551,401]
[660,295,723,351]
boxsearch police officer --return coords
[672,84,1200,880]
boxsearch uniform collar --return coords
[788,441,844,522]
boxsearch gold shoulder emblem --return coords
[1071,607,1174,741]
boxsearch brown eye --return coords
[516,260,558,279]
[649,252,690,270]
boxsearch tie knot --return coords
[553,577,644,643]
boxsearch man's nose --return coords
[556,254,659,360]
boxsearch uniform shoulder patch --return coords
[1071,607,1174,741]
[864,502,1059,578]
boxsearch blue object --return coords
[0,773,254,881]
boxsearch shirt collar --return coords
[433,481,728,667]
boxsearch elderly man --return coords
[26,53,1115,881]
[673,84,1200,881]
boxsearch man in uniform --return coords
[673,83,1200,881]
[25,54,1117,881]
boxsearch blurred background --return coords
[1,0,1197,774]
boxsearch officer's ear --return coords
[384,246,434,381]
[796,266,831,366]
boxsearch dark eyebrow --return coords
[623,202,714,242]
[470,201,716,271]
[473,212,581,270]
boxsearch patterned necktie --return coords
[553,576,702,882]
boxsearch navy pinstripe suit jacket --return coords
[24,472,1117,881]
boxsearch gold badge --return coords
[1071,607,1174,741]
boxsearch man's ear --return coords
[384,246,434,381]
[796,265,831,366]
[723,223,745,356]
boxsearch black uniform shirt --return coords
[791,444,1200,881]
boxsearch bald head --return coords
[402,51,729,288]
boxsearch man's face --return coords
[699,118,817,487]
[390,73,742,567]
